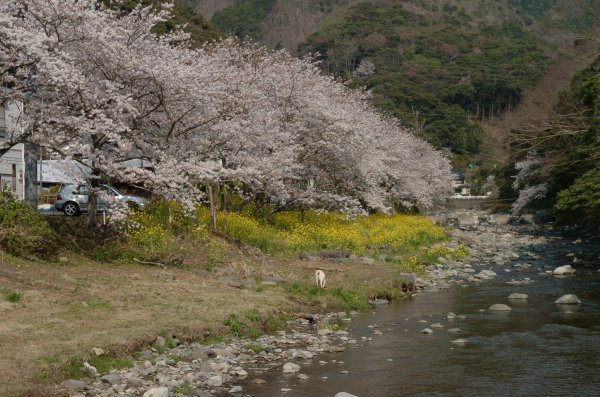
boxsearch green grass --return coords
[285,281,370,310]
[88,356,132,373]
[243,343,265,353]
[173,382,195,395]
[4,290,22,303]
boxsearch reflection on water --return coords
[245,259,600,396]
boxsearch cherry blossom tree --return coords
[511,152,548,215]
[2,0,453,229]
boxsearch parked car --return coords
[54,184,147,216]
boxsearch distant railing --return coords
[448,195,492,200]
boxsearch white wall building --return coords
[0,101,37,206]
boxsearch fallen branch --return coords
[133,257,167,269]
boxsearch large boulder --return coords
[555,294,581,304]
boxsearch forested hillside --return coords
[103,0,600,204]
[193,0,600,163]
[511,55,600,229]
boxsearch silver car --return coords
[54,184,147,216]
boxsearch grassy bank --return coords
[0,202,464,396]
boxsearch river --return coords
[244,227,600,397]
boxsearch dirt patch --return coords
[0,246,403,396]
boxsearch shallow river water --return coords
[245,238,600,397]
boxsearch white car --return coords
[54,184,147,216]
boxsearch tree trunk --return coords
[86,171,101,230]
[208,184,217,230]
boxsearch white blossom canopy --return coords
[1,0,453,213]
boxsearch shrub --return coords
[4,290,22,303]
[0,189,55,257]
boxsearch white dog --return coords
[315,269,326,288]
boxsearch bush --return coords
[0,189,55,257]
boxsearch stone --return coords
[457,214,479,227]
[451,338,468,345]
[421,328,434,334]
[154,336,166,347]
[552,265,576,276]
[489,214,510,225]
[555,294,581,304]
[447,328,462,333]
[335,393,359,397]
[229,386,243,393]
[91,347,104,356]
[488,304,511,311]
[205,375,223,387]
[371,298,389,305]
[127,377,144,387]
[297,373,310,380]
[475,269,497,280]
[143,387,168,397]
[282,362,301,373]
[318,328,333,336]
[360,257,375,265]
[296,350,314,359]
[235,368,248,378]
[100,374,121,385]
[508,293,529,300]
[325,346,346,353]
[60,379,87,391]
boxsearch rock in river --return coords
[508,293,529,300]
[555,294,581,304]
[488,304,511,311]
[552,264,576,276]
[283,362,301,373]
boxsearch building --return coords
[450,169,471,196]
[0,101,37,207]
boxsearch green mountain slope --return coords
[200,0,600,160]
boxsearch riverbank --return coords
[0,233,420,397]
[3,210,597,397]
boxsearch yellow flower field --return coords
[198,209,447,255]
